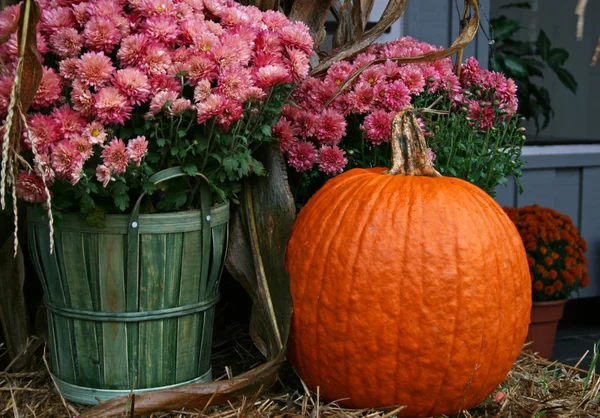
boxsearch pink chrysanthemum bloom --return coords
[273,118,295,152]
[51,140,84,184]
[193,79,211,103]
[101,138,129,175]
[318,145,347,174]
[26,114,61,154]
[143,15,181,45]
[58,57,79,80]
[94,87,133,125]
[70,81,95,116]
[219,6,249,27]
[83,122,108,145]
[83,16,122,53]
[245,86,267,102]
[313,82,339,110]
[380,80,411,111]
[254,30,283,54]
[362,110,394,145]
[0,76,12,118]
[150,74,182,93]
[171,48,192,66]
[139,43,172,76]
[353,52,377,68]
[324,61,354,87]
[72,2,88,26]
[255,64,291,89]
[467,100,495,130]
[261,10,289,30]
[16,171,49,203]
[0,5,20,39]
[349,81,374,114]
[49,27,82,59]
[359,65,386,86]
[278,22,312,54]
[291,110,317,139]
[174,2,194,21]
[216,98,244,130]
[136,0,176,17]
[204,20,224,36]
[460,56,483,87]
[331,94,353,116]
[71,135,94,161]
[314,109,347,146]
[179,18,206,45]
[32,67,62,109]
[427,148,436,163]
[77,51,115,87]
[216,66,253,101]
[287,140,317,172]
[52,105,87,140]
[147,89,179,115]
[85,0,125,18]
[254,52,284,68]
[170,98,193,115]
[96,164,112,187]
[192,31,220,54]
[40,7,76,34]
[126,135,148,165]
[420,64,442,91]
[37,32,49,57]
[117,34,149,66]
[281,103,300,121]
[285,47,310,82]
[213,34,253,69]
[34,153,55,185]
[114,68,152,105]
[398,65,426,94]
[196,93,225,125]
[186,54,218,85]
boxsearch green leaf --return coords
[522,58,544,77]
[157,138,166,147]
[500,2,532,9]
[114,194,130,212]
[145,151,160,163]
[210,153,222,163]
[502,54,529,78]
[80,194,95,212]
[170,147,179,156]
[548,48,569,68]
[260,125,272,137]
[223,156,239,174]
[182,163,197,176]
[501,40,533,56]
[554,67,577,94]
[142,180,156,195]
[537,30,551,60]
[491,16,520,41]
[178,129,187,138]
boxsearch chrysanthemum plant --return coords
[0,0,315,231]
[504,205,589,302]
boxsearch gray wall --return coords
[492,0,600,142]
[495,145,600,298]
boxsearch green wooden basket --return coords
[27,167,229,405]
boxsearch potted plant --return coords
[273,37,527,206]
[503,204,590,358]
[0,0,312,404]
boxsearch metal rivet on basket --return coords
[206,215,211,222]
[131,221,138,228]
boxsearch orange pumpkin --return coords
[286,108,531,417]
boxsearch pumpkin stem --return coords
[386,106,441,177]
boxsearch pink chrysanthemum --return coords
[37,32,49,57]
[255,64,292,89]
[16,171,49,203]
[353,52,377,67]
[192,30,220,53]
[77,51,115,87]
[136,0,177,17]
[379,80,411,111]
[0,76,12,118]
[186,54,218,84]
[150,74,182,93]
[349,81,374,114]
[70,81,95,116]
[34,153,55,185]
[83,16,122,53]
[261,10,289,30]
[193,79,212,103]
[318,145,347,174]
[58,57,79,80]
[113,68,152,105]
[126,135,148,165]
[273,118,296,152]
[314,109,347,146]
[51,140,84,184]
[139,43,172,76]
[399,65,426,95]
[85,0,125,18]
[219,6,249,27]
[52,105,87,141]
[148,90,179,115]
[32,67,62,109]
[287,140,317,172]
[254,52,284,68]
[196,93,225,125]
[101,138,129,175]
[245,86,267,102]
[467,100,495,130]
[179,18,206,45]
[278,22,312,54]
[216,66,253,101]
[72,2,88,26]
[212,34,253,69]
[331,94,354,116]
[216,98,244,130]
[421,64,442,91]
[117,34,148,66]
[254,30,283,54]
[96,164,112,187]
[284,47,310,82]
[94,87,133,125]
[324,61,355,87]
[143,15,181,45]
[170,98,193,115]
[291,110,317,139]
[40,7,76,34]
[361,110,394,145]
[359,65,386,86]
[71,135,94,161]
[0,5,20,39]
[427,148,436,163]
[26,114,61,154]
[83,122,108,145]
[49,27,82,59]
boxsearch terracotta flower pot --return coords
[526,299,567,359]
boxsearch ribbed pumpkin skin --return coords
[287,168,531,418]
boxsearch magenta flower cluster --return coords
[0,0,312,203]
[275,37,518,174]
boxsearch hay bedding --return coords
[3,329,600,418]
